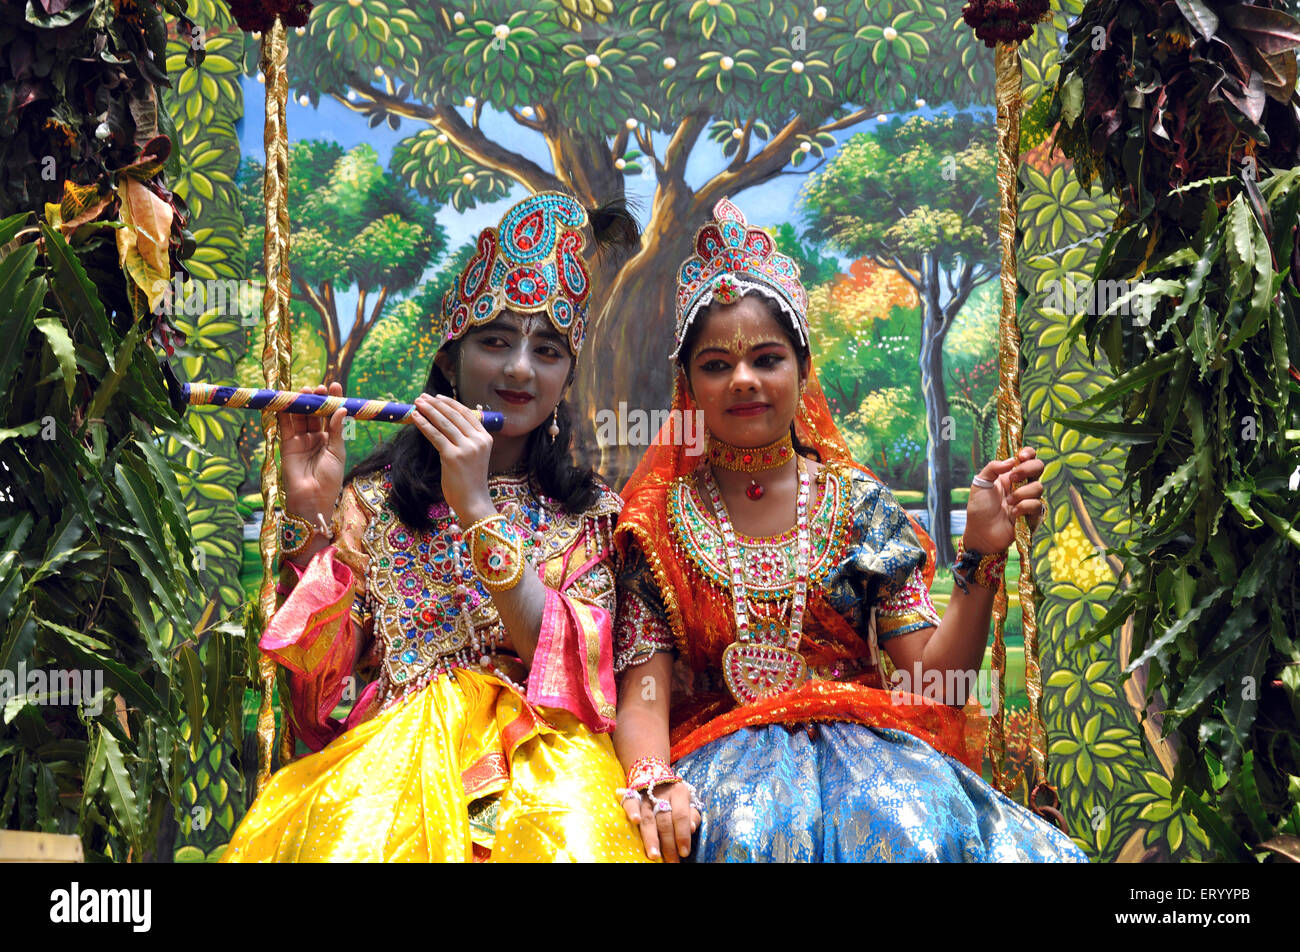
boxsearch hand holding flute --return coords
[280,383,349,567]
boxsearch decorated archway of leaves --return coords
[157,0,252,861]
[1019,2,1201,860]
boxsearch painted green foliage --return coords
[1043,0,1300,860]
[1019,0,1207,860]
[235,140,448,390]
[159,0,253,860]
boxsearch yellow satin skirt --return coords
[221,668,649,862]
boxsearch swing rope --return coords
[991,39,1060,829]
[254,16,295,794]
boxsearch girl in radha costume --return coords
[223,191,651,862]
[611,199,1088,863]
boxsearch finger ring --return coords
[616,787,639,803]
[971,476,995,489]
[653,799,673,814]
[684,781,705,814]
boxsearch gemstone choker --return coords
[705,432,795,472]
[706,432,795,499]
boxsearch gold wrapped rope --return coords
[255,17,294,795]
[990,41,1048,799]
[272,25,296,772]
[987,40,1029,801]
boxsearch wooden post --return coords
[0,831,84,862]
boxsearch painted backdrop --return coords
[158,0,1201,862]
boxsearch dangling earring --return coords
[449,380,458,401]
[548,408,560,443]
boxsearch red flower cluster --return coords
[229,0,314,33]
[960,0,1051,48]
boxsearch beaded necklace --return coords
[701,457,812,704]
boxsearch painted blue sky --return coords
[236,76,982,338]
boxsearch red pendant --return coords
[745,479,764,500]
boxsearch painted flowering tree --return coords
[801,111,999,562]
[257,0,995,479]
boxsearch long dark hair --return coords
[676,288,821,462]
[345,339,604,532]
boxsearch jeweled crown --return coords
[672,198,809,360]
[437,191,592,354]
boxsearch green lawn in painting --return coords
[239,536,263,603]
[931,540,1027,709]
[892,487,970,506]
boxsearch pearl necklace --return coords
[701,457,812,703]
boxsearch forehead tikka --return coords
[692,327,789,361]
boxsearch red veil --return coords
[621,364,937,585]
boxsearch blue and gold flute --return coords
[182,383,506,431]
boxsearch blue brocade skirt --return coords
[675,722,1089,863]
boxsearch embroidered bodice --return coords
[338,470,619,704]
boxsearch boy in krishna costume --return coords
[223,192,651,862]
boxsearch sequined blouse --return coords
[614,460,941,686]
[291,468,621,710]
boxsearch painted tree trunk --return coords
[573,187,696,487]
[919,255,955,566]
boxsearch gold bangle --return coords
[279,507,336,561]
[463,513,508,540]
[467,514,525,593]
[953,539,1007,593]
[625,755,682,792]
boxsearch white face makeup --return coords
[439,310,573,440]
[516,312,541,338]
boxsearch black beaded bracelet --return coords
[951,541,1007,595]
